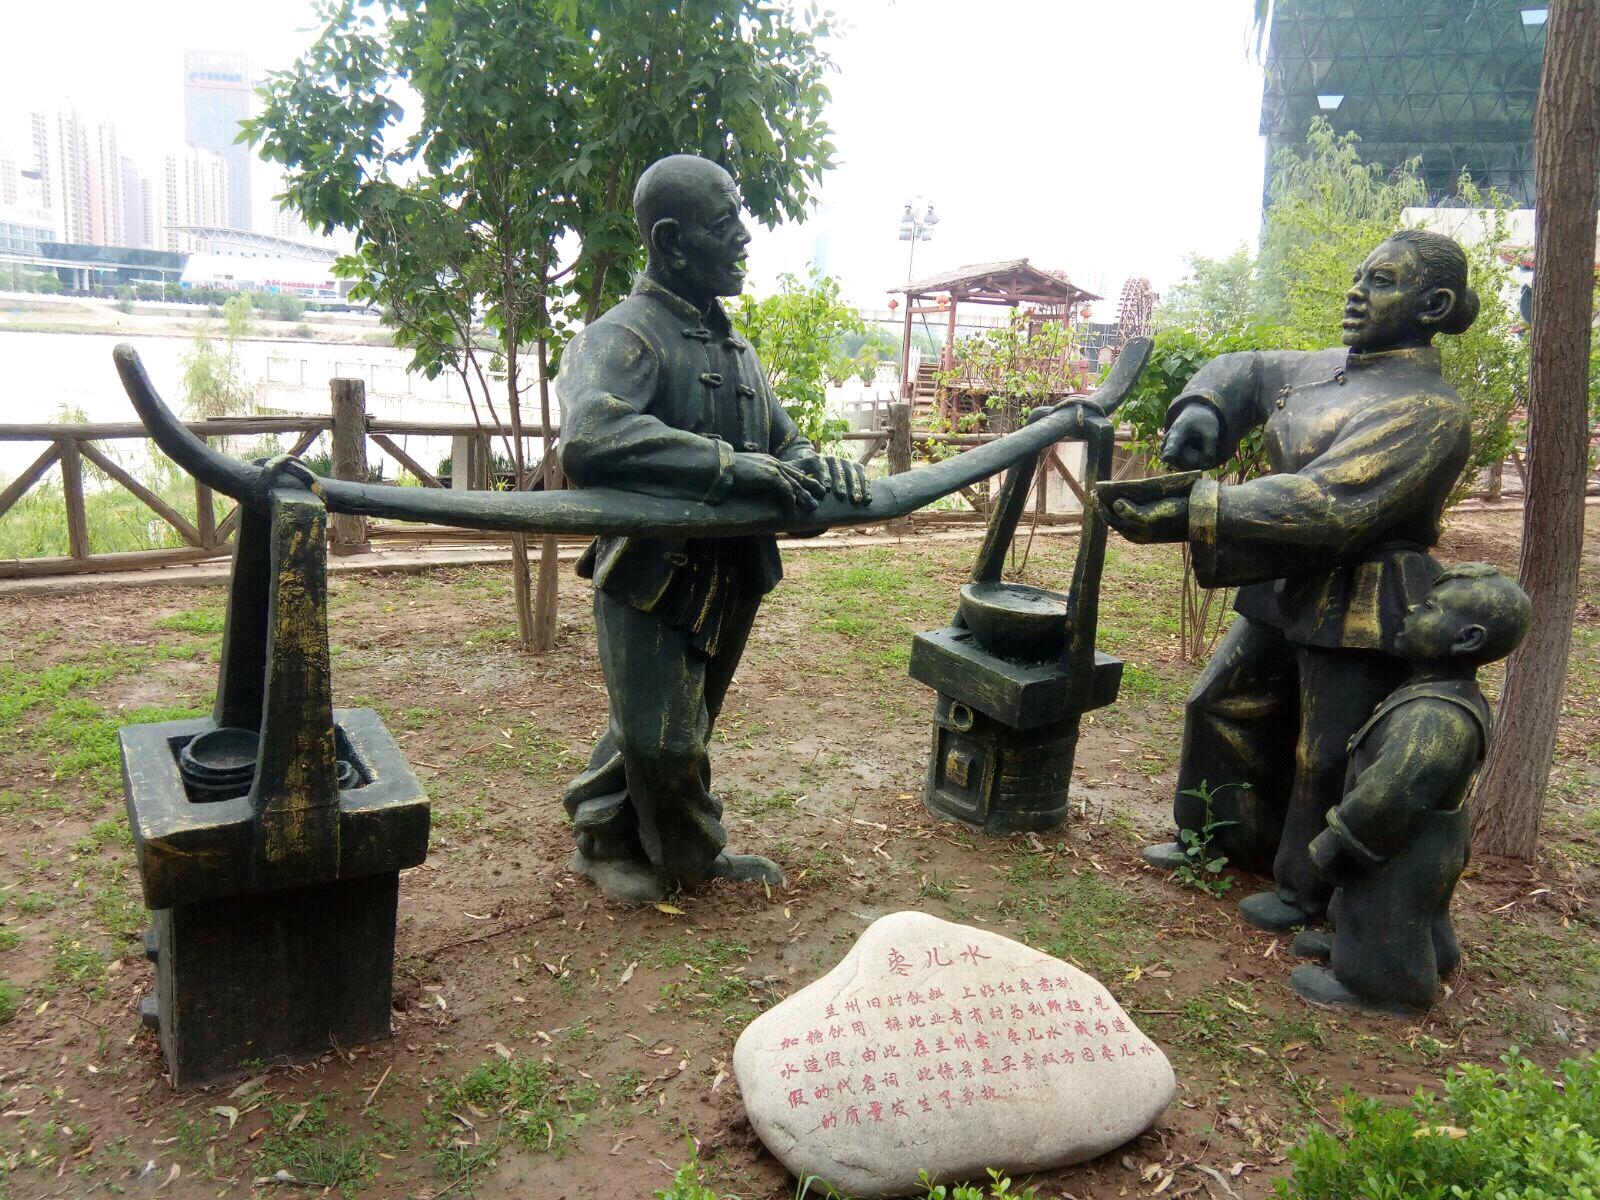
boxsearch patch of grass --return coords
[0,928,19,953]
[424,1057,597,1179]
[155,606,226,634]
[33,699,207,798]
[16,892,56,916]
[51,935,107,995]
[484,716,579,784]
[995,852,1145,978]
[632,936,751,974]
[606,1069,644,1107]
[0,980,20,1023]
[728,786,801,819]
[255,1095,375,1195]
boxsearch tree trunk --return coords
[1472,0,1600,859]
[533,333,561,653]
[503,346,537,650]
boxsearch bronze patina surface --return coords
[1106,229,1485,932]
[121,474,427,1085]
[910,342,1151,834]
[1289,564,1530,1015]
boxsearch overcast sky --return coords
[0,0,1268,314]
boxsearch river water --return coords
[0,329,537,486]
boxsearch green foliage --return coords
[1259,117,1429,346]
[0,264,63,293]
[654,1140,746,1200]
[253,290,306,321]
[247,0,839,391]
[1433,179,1530,493]
[424,1056,596,1177]
[114,285,135,314]
[181,294,255,420]
[1172,781,1240,897]
[836,324,901,383]
[1118,325,1276,479]
[917,1168,1040,1200]
[730,268,862,446]
[256,1094,376,1194]
[937,312,1089,432]
[0,980,18,1023]
[1149,118,1525,498]
[1158,245,1261,341]
[1278,1051,1600,1199]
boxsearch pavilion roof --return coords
[897,258,1101,306]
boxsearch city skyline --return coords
[0,46,330,259]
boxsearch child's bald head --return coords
[1396,563,1531,667]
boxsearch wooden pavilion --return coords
[893,258,1100,424]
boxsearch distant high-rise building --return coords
[183,49,253,231]
[154,144,232,252]
[44,103,123,246]
[1261,1,1548,206]
[29,112,51,212]
[0,148,17,207]
[120,156,144,247]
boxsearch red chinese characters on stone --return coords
[773,967,1147,1127]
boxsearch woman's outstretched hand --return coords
[1161,404,1223,471]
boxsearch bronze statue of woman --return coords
[1106,229,1482,932]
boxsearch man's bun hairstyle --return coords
[1389,228,1480,336]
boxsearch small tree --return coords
[938,312,1090,434]
[249,0,838,651]
[729,269,862,447]
[1157,246,1262,341]
[183,293,255,420]
[1258,117,1429,348]
[1472,0,1600,859]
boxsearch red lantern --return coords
[1080,306,1092,320]
[888,298,899,311]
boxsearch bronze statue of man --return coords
[1107,229,1482,932]
[556,154,871,904]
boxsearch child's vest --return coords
[1345,679,1493,812]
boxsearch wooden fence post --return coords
[887,402,913,534]
[329,378,372,555]
[58,437,91,561]
[888,403,912,475]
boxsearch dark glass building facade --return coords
[183,49,253,232]
[1261,1,1548,205]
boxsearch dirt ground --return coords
[0,508,1596,1200]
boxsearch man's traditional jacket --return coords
[557,277,815,653]
[1167,346,1470,653]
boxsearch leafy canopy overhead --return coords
[1130,117,1527,494]
[244,0,840,376]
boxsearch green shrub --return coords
[1278,1052,1600,1200]
[0,980,20,1023]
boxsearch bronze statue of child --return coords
[1289,563,1530,1015]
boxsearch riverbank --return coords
[0,292,392,345]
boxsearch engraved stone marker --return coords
[733,911,1175,1197]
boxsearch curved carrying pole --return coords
[114,339,1150,540]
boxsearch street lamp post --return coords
[898,198,939,282]
[897,198,940,403]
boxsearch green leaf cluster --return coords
[1278,1051,1600,1199]
[729,268,862,447]
[937,312,1091,433]
[244,0,840,402]
[1147,117,1527,494]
